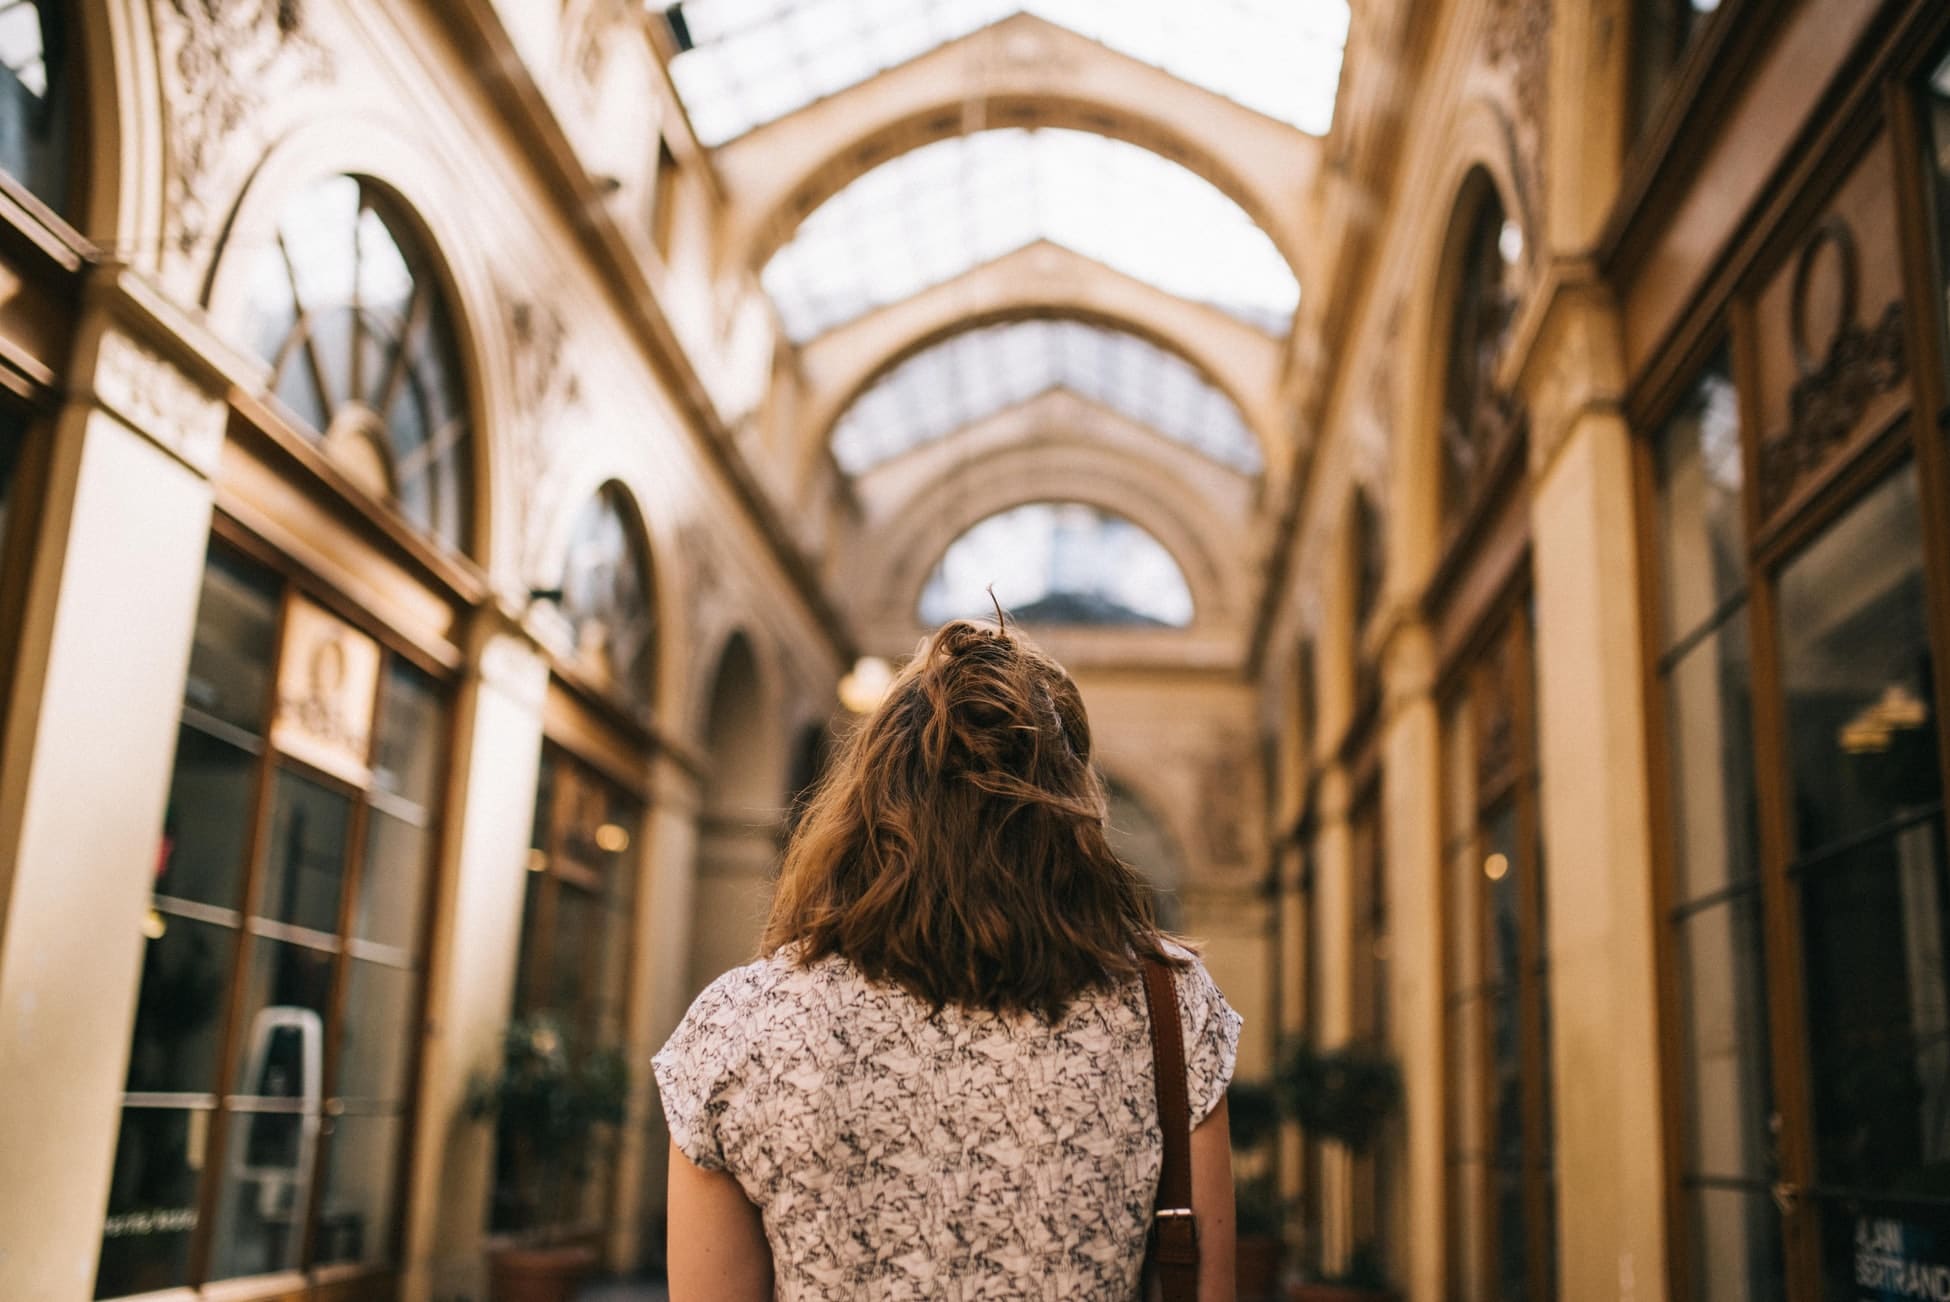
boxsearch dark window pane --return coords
[549,886,595,1016]
[1483,805,1521,991]
[1677,896,1775,1181]
[371,662,444,808]
[1689,1184,1782,1302]
[1631,0,1718,140]
[1665,615,1759,903]
[558,485,656,716]
[336,958,414,1107]
[0,408,21,558]
[230,938,332,1101]
[1495,1167,1529,1302]
[257,772,351,934]
[1921,49,1950,388]
[1802,819,1950,1195]
[156,726,257,911]
[316,1111,402,1267]
[1778,465,1938,858]
[94,1106,205,1298]
[125,913,236,1094]
[357,810,429,955]
[1440,184,1521,533]
[0,1,74,214]
[1653,353,1744,647]
[208,1111,313,1282]
[181,550,279,736]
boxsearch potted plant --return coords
[468,1013,630,1302]
[1275,1039,1402,1302]
[1227,1081,1285,1301]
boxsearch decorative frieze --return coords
[91,328,228,475]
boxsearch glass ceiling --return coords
[763,128,1297,341]
[920,502,1194,628]
[656,1,1351,146]
[832,319,1261,476]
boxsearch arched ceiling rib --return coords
[712,15,1321,282]
[761,128,1296,342]
[798,242,1286,473]
[829,319,1262,476]
[655,2,1350,147]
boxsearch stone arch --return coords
[1392,105,1531,599]
[75,0,164,260]
[862,465,1238,637]
[798,244,1284,478]
[716,15,1317,281]
[687,628,786,998]
[203,116,515,571]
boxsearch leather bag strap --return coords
[1142,959,1199,1302]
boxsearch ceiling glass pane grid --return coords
[919,502,1195,628]
[762,128,1297,341]
[658,0,1350,145]
[831,319,1262,475]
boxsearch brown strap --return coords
[1142,959,1199,1302]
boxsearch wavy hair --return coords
[764,619,1182,1018]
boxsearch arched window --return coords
[237,176,473,553]
[0,0,76,214]
[1438,177,1525,537]
[919,502,1194,628]
[558,484,655,718]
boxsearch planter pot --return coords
[487,1243,600,1302]
[1237,1234,1283,1301]
[1284,1285,1396,1302]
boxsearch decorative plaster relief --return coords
[505,291,584,581]
[92,328,228,475]
[1485,0,1552,223]
[154,0,335,260]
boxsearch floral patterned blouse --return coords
[653,943,1241,1301]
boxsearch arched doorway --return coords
[687,633,783,997]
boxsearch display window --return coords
[0,0,78,216]
[1641,42,1950,1296]
[94,544,449,1300]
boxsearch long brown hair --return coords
[764,619,1181,1018]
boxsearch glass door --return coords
[95,544,447,1300]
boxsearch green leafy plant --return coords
[1226,1079,1281,1154]
[1274,1038,1402,1154]
[1233,1172,1286,1238]
[468,1012,629,1240]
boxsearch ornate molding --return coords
[505,291,584,581]
[154,0,335,258]
[91,328,227,475]
[1485,0,1552,225]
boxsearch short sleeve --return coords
[652,969,757,1172]
[1170,954,1243,1126]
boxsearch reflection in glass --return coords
[155,727,258,912]
[94,1107,203,1298]
[357,811,429,954]
[1664,617,1758,903]
[1654,353,1744,645]
[337,959,414,1106]
[0,0,72,213]
[763,129,1297,340]
[1678,896,1774,1181]
[1440,180,1522,533]
[830,320,1262,475]
[229,939,332,1101]
[239,175,472,552]
[919,502,1194,628]
[316,1112,402,1266]
[1691,1185,1782,1302]
[181,549,279,736]
[559,486,656,716]
[125,915,235,1095]
[1920,48,1950,386]
[370,662,444,806]
[209,1111,313,1282]
[258,774,352,935]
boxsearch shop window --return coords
[1629,0,1722,143]
[1438,177,1524,543]
[556,483,656,719]
[237,176,473,554]
[1921,48,1950,390]
[96,546,448,1298]
[0,0,75,215]
[1440,601,1558,1302]
[493,745,641,1235]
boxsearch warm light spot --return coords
[526,848,548,873]
[595,822,631,853]
[141,909,168,941]
[839,656,895,714]
[1484,853,1510,882]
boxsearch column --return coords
[1379,619,1444,1302]
[1523,278,1667,1300]
[0,293,233,1300]
[1310,763,1355,1272]
[400,619,547,1302]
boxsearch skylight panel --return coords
[763,129,1297,340]
[830,319,1261,476]
[656,1,1350,147]
[919,503,1195,629]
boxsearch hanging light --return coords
[1483,853,1510,882]
[595,823,632,853]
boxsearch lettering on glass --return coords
[1857,1216,1950,1301]
[270,597,381,785]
